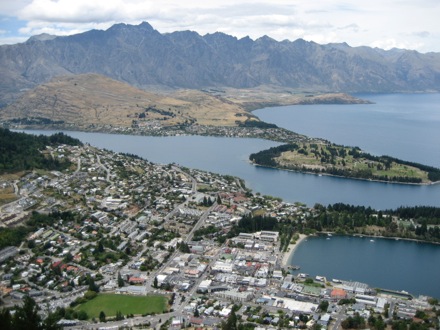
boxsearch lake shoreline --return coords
[281,234,308,267]
[249,161,440,187]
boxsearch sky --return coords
[0,0,439,53]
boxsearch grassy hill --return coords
[250,142,440,184]
[0,74,255,128]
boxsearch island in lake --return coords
[250,142,440,184]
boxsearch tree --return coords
[0,308,12,330]
[83,290,97,300]
[13,296,43,330]
[117,272,124,288]
[97,240,104,253]
[318,300,329,312]
[178,242,190,253]
[87,275,99,292]
[428,298,439,305]
[153,276,158,288]
[391,320,408,330]
[374,316,386,330]
[383,303,390,318]
[0,297,62,330]
[76,311,88,321]
[42,311,63,330]
[63,252,73,263]
[115,311,124,321]
[99,311,106,323]
[222,310,237,330]
[341,313,365,329]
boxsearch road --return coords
[74,157,81,174]
[332,305,346,330]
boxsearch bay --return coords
[288,235,440,299]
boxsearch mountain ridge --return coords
[1,21,439,105]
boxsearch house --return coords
[318,314,331,327]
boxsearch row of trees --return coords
[341,312,437,330]
[388,206,440,223]
[228,203,440,244]
[303,203,440,242]
[227,214,279,238]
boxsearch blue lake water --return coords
[289,235,440,299]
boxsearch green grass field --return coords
[75,294,168,318]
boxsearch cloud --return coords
[0,0,31,15]
[338,24,360,33]
[0,0,437,52]
[0,34,29,45]
[412,31,430,38]
[15,0,331,41]
[19,0,153,23]
[370,38,424,51]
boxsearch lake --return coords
[288,235,440,299]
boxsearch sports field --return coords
[76,294,168,318]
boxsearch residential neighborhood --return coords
[0,143,438,329]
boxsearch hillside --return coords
[0,73,370,130]
[0,74,256,128]
[0,21,439,105]
[0,128,82,174]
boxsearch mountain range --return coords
[1,21,440,107]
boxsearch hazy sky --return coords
[0,0,439,53]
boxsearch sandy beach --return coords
[281,234,307,267]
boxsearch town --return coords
[0,143,438,329]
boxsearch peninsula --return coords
[249,142,440,185]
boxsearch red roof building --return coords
[331,288,347,299]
